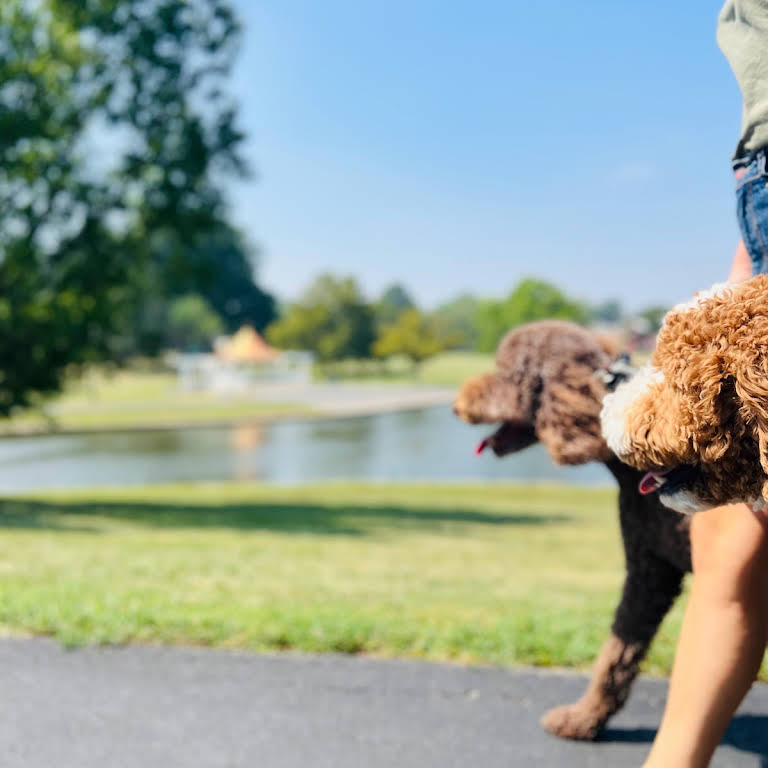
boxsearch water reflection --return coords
[0,406,612,492]
[229,425,266,481]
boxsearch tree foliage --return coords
[475,278,588,352]
[431,294,482,350]
[636,305,668,334]
[373,309,444,366]
[589,299,623,325]
[167,295,224,351]
[1,1,126,412]
[179,226,275,334]
[124,224,275,355]
[0,0,249,413]
[266,275,376,362]
[374,283,416,328]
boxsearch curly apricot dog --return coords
[455,321,690,740]
[601,274,768,514]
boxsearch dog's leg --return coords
[540,633,643,740]
[541,551,684,740]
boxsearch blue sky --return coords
[228,0,742,311]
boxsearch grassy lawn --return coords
[318,351,494,387]
[0,481,698,676]
[417,351,495,386]
[0,369,312,435]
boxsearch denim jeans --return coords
[734,149,768,275]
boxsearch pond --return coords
[0,406,612,493]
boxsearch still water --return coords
[0,406,612,493]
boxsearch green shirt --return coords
[718,0,768,157]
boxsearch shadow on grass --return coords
[0,497,571,536]
[600,714,768,763]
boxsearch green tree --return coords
[0,1,127,413]
[167,295,224,351]
[180,226,275,334]
[475,278,588,352]
[374,283,416,328]
[266,275,376,362]
[124,224,275,355]
[636,305,668,334]
[589,299,623,325]
[0,0,247,413]
[373,309,444,368]
[431,294,482,350]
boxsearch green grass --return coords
[0,481,696,675]
[0,369,312,434]
[418,352,495,386]
[318,351,494,388]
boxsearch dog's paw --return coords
[540,702,604,741]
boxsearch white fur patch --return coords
[666,282,731,320]
[659,489,704,516]
[600,365,665,457]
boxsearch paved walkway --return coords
[1,638,766,767]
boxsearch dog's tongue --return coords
[475,438,489,456]
[639,469,672,495]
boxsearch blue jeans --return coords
[735,149,768,275]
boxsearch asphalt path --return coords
[2,638,767,767]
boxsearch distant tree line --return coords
[265,274,666,367]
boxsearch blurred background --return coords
[0,0,744,674]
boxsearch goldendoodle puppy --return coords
[455,321,690,740]
[601,274,768,514]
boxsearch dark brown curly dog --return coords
[454,321,691,740]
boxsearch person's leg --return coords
[643,503,768,768]
[728,239,752,282]
[644,154,768,767]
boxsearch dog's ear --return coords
[733,368,768,499]
[689,375,734,465]
[620,383,699,469]
[454,373,532,425]
[655,316,734,464]
[595,333,621,359]
[535,363,610,465]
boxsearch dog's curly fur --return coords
[601,274,768,513]
[455,321,691,740]
[456,321,614,465]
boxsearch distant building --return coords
[214,326,281,364]
[171,326,314,392]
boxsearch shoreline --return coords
[0,387,456,440]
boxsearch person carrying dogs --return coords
[642,3,768,766]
